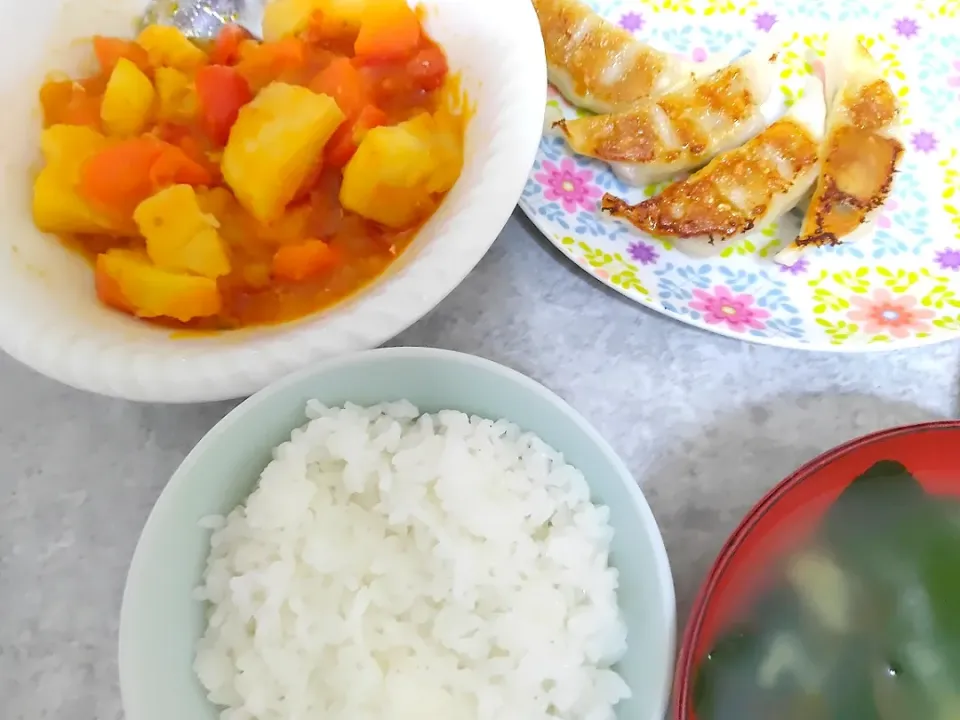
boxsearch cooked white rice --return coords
[194,400,629,720]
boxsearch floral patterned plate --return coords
[518,0,960,350]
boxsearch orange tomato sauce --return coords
[37,11,464,331]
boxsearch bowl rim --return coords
[118,345,677,720]
[1,0,547,404]
[671,419,960,719]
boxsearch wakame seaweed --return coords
[694,460,960,720]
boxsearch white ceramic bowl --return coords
[0,0,546,402]
[119,347,677,720]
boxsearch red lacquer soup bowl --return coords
[672,420,960,720]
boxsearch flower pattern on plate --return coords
[689,286,771,332]
[534,159,602,215]
[703,0,758,15]
[808,267,960,344]
[943,148,960,238]
[893,16,921,39]
[917,37,960,123]
[618,10,645,31]
[914,0,959,21]
[517,0,960,351]
[753,11,777,31]
[935,248,960,271]
[847,288,935,338]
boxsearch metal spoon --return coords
[139,0,261,39]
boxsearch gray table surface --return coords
[3,211,959,719]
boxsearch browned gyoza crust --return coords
[601,117,820,242]
[601,179,748,242]
[556,65,757,164]
[533,0,672,110]
[796,79,904,248]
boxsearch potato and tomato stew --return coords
[32,0,465,329]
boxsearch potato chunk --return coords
[154,67,197,123]
[136,25,207,71]
[134,185,231,279]
[339,112,463,228]
[221,82,344,223]
[32,125,125,235]
[96,249,221,321]
[262,0,319,41]
[340,124,432,228]
[39,125,108,177]
[262,0,369,41]
[403,111,464,194]
[100,57,156,136]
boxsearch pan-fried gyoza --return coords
[532,0,699,114]
[776,36,904,266]
[601,79,826,257]
[556,46,777,186]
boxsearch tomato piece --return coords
[325,104,388,168]
[354,1,421,63]
[92,36,151,76]
[79,138,166,216]
[209,24,252,65]
[309,57,369,118]
[272,239,339,281]
[39,81,102,128]
[194,65,253,146]
[324,128,357,169]
[406,45,448,91]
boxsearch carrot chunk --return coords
[79,138,165,215]
[148,145,214,190]
[272,239,339,281]
[95,255,135,314]
[235,37,308,90]
[354,0,421,63]
[79,136,213,216]
[353,104,389,138]
[309,57,369,118]
[267,36,307,65]
[93,36,152,76]
[39,81,102,128]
